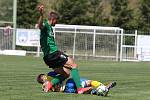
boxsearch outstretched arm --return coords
[36,4,44,29]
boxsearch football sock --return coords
[50,75,66,85]
[71,68,82,88]
[91,81,104,88]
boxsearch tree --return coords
[53,0,89,25]
[139,0,150,32]
[0,0,13,22]
[111,0,136,30]
[87,0,102,26]
[53,0,110,26]
[17,0,39,28]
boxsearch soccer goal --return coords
[119,30,138,61]
[54,24,123,61]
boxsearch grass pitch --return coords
[0,55,150,100]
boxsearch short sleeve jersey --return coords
[40,19,58,56]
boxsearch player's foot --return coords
[42,81,53,92]
[77,87,92,94]
[104,81,117,96]
[106,81,116,90]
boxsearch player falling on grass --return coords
[36,71,116,96]
[36,4,91,94]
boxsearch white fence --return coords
[1,25,149,61]
[120,30,138,61]
[0,27,13,50]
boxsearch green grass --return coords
[0,55,150,100]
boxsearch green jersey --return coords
[40,19,58,56]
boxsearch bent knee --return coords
[71,63,77,68]
[64,63,77,69]
[63,74,70,79]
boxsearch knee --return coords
[66,57,77,69]
[71,63,77,69]
[63,73,70,79]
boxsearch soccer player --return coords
[36,4,91,94]
[36,71,116,96]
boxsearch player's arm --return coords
[36,4,44,29]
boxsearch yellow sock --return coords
[91,80,104,88]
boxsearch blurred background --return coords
[0,0,150,31]
[0,0,150,61]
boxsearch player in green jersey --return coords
[36,4,91,94]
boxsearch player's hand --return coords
[38,4,44,15]
[42,81,52,92]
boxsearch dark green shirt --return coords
[40,19,58,56]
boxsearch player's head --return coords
[36,74,47,84]
[48,12,59,26]
[37,71,58,84]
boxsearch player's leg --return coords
[53,64,82,89]
[43,51,91,93]
[104,81,117,89]
[85,80,116,96]
[42,51,69,91]
[42,68,71,92]
[47,68,71,92]
[64,57,92,94]
[104,81,117,96]
[53,67,70,78]
[91,80,105,88]
[93,81,117,96]
[36,72,67,92]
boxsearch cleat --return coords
[104,82,117,96]
[96,85,108,96]
[77,87,92,94]
[106,81,116,90]
[42,81,52,92]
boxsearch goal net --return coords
[54,24,123,61]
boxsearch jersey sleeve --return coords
[40,19,48,32]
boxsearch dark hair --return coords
[48,12,59,20]
[36,74,45,84]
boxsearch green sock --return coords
[51,75,66,85]
[71,68,82,88]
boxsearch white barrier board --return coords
[137,35,150,61]
[16,29,40,46]
[0,50,26,56]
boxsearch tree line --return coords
[1,0,150,33]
